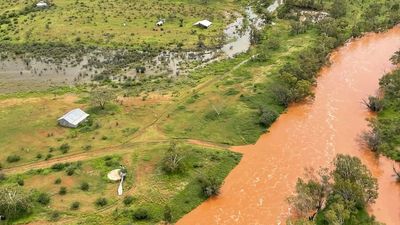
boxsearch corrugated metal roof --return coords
[58,108,89,126]
[194,20,212,28]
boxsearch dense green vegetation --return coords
[0,143,240,224]
[163,0,400,145]
[362,65,400,161]
[288,155,380,225]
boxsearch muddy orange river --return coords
[178,27,400,225]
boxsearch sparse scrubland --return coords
[0,0,399,224]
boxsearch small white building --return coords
[194,20,212,29]
[58,108,89,128]
[36,1,48,8]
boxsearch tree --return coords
[390,50,400,65]
[288,168,331,219]
[323,202,350,225]
[332,154,378,206]
[0,186,32,219]
[161,142,185,174]
[90,87,116,110]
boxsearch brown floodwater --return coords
[178,27,400,225]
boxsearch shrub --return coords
[80,182,89,191]
[7,155,21,163]
[198,175,222,198]
[259,108,278,127]
[17,178,24,186]
[51,163,66,171]
[95,197,107,207]
[59,143,70,154]
[49,211,60,221]
[45,154,53,160]
[363,96,383,112]
[59,187,67,195]
[66,166,75,176]
[133,208,149,220]
[70,201,80,210]
[164,205,172,223]
[0,173,5,181]
[36,153,42,159]
[37,193,51,205]
[123,195,134,206]
[54,178,62,184]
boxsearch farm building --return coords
[36,1,48,8]
[194,20,212,28]
[58,108,89,128]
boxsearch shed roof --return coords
[194,20,212,28]
[36,1,48,7]
[58,108,89,126]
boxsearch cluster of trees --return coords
[361,64,400,161]
[288,154,380,225]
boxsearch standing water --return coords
[178,27,400,225]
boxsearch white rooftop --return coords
[58,108,89,126]
[36,1,48,7]
[194,20,212,28]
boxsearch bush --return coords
[197,175,222,198]
[123,195,134,206]
[7,154,21,163]
[37,192,51,205]
[259,108,278,127]
[51,163,66,171]
[0,186,32,219]
[17,178,24,186]
[36,153,42,159]
[363,96,383,112]
[49,211,60,221]
[54,178,62,184]
[80,182,89,191]
[66,166,75,176]
[133,208,149,220]
[59,187,67,195]
[59,143,70,154]
[0,173,5,181]
[70,201,80,210]
[95,197,108,207]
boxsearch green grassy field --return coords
[1,143,240,224]
[0,0,242,49]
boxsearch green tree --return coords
[90,87,116,110]
[0,186,32,219]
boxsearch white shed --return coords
[36,1,48,8]
[194,20,212,28]
[58,108,89,128]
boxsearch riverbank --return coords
[177,24,400,225]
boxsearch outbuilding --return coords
[36,1,48,8]
[194,20,212,29]
[58,108,89,128]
